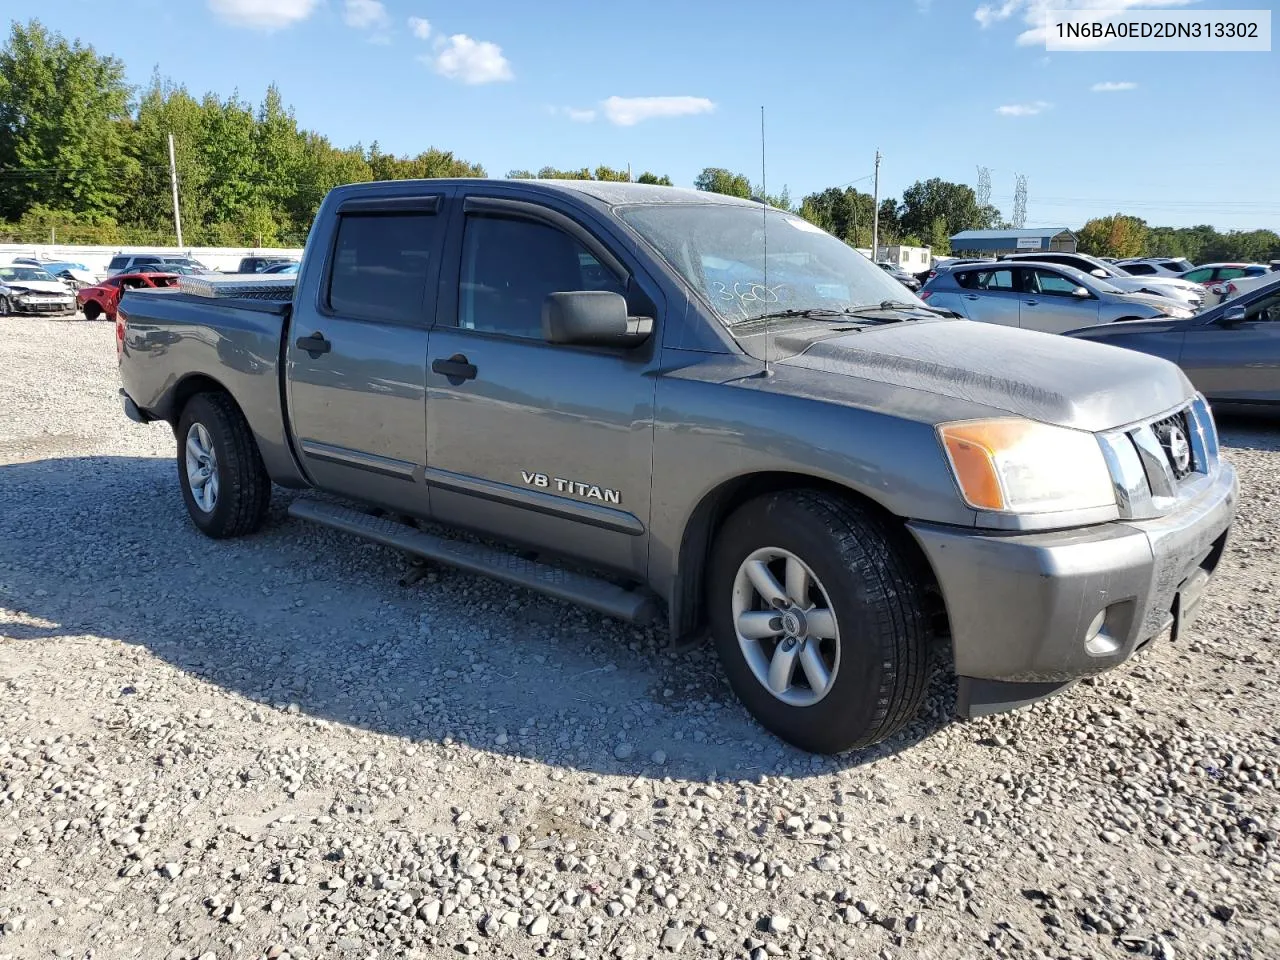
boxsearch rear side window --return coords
[107,256,128,270]
[1122,262,1156,275]
[135,256,161,265]
[1217,268,1246,281]
[328,212,438,324]
[1183,268,1212,282]
[965,269,1014,291]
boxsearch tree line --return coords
[2,19,1276,263]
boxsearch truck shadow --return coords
[0,455,956,781]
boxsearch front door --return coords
[286,192,450,516]
[424,196,660,577]
[1180,288,1280,404]
[1019,267,1101,333]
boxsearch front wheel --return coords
[176,393,272,538]
[708,491,933,753]
[82,301,101,321]
[0,296,12,317]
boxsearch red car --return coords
[77,272,180,321]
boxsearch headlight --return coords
[938,419,1116,513]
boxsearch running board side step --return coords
[288,499,659,625]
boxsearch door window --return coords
[972,268,1014,291]
[458,215,626,339]
[328,212,438,325]
[1123,263,1156,275]
[1217,267,1247,281]
[1183,268,1213,283]
[1243,291,1280,323]
[1030,269,1086,297]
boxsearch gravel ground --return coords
[1,318,1278,960]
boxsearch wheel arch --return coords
[669,471,947,642]
[160,373,240,426]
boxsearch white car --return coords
[1216,266,1280,302]
[1114,257,1195,278]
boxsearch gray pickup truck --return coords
[116,179,1237,753]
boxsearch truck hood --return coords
[4,280,70,295]
[777,319,1192,433]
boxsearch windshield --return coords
[619,203,920,325]
[1089,275,1126,294]
[0,266,57,283]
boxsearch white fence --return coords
[0,244,305,275]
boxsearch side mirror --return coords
[1090,269,1109,278]
[542,291,653,347]
[1220,305,1247,326]
[1072,286,1091,298]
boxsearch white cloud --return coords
[1091,80,1137,92]
[430,34,514,84]
[343,0,388,29]
[408,16,432,40]
[996,100,1051,116]
[207,0,318,31]
[565,108,597,123]
[601,96,716,127]
[975,0,1195,45]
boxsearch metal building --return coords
[948,228,1077,255]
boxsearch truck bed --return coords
[117,284,306,487]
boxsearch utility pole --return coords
[167,133,184,248]
[870,150,881,260]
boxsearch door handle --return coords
[1023,299,1038,306]
[432,353,477,381]
[296,331,331,356]
[962,294,979,300]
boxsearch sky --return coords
[10,0,1279,230]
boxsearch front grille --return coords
[1150,409,1196,481]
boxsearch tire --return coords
[707,490,932,753]
[82,301,101,321]
[0,296,11,317]
[176,392,272,539]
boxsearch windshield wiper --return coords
[742,307,852,323]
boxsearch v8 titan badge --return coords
[522,471,621,505]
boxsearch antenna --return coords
[761,105,770,376]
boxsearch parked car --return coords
[1067,273,1280,412]
[36,260,100,290]
[876,261,922,291]
[262,261,300,275]
[0,263,78,316]
[107,253,212,276]
[920,261,1192,333]
[115,178,1236,754]
[236,256,298,274]
[998,252,1204,309]
[1179,262,1270,307]
[1114,257,1196,277]
[1214,265,1274,302]
[77,271,180,321]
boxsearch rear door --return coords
[423,192,661,577]
[1019,267,1101,333]
[286,190,452,516]
[955,267,1020,326]
[1180,288,1280,404]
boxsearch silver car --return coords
[921,260,1193,334]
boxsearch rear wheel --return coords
[82,301,101,321]
[176,392,271,538]
[708,490,933,753]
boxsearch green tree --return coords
[897,178,996,246]
[798,187,875,246]
[1077,213,1148,258]
[0,19,136,220]
[635,171,672,186]
[121,72,210,241]
[694,167,751,198]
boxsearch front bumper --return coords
[10,298,76,315]
[909,461,1237,716]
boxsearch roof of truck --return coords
[339,178,763,209]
